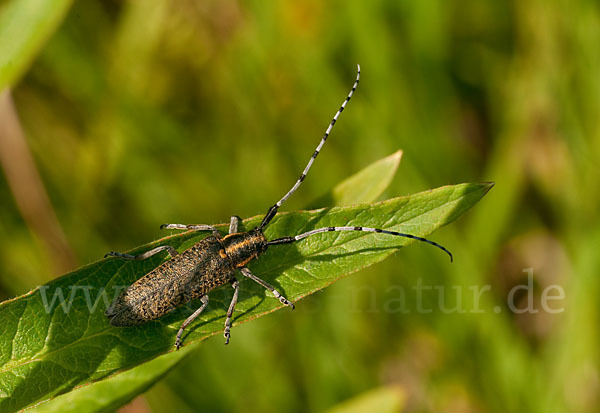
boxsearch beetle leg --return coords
[160,223,222,238]
[224,279,240,344]
[239,267,294,309]
[104,245,178,260]
[160,223,215,231]
[228,215,241,234]
[175,295,209,350]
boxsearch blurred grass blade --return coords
[308,150,403,208]
[0,182,492,411]
[325,386,405,413]
[0,0,73,91]
[19,150,406,412]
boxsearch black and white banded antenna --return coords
[268,226,453,262]
[258,65,453,262]
[258,64,361,230]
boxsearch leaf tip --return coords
[391,149,403,160]
[481,182,495,195]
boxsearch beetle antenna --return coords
[258,64,361,230]
[267,226,453,262]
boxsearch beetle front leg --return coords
[229,215,241,234]
[239,267,294,309]
[104,245,178,260]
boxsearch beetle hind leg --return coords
[175,295,209,350]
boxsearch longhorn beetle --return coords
[104,65,452,349]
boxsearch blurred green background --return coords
[1,0,599,412]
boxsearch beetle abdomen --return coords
[106,236,235,326]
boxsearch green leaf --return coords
[24,344,194,413]
[20,149,406,412]
[0,182,492,411]
[308,150,403,208]
[0,0,73,91]
[17,150,406,412]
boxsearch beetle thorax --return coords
[222,229,268,268]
